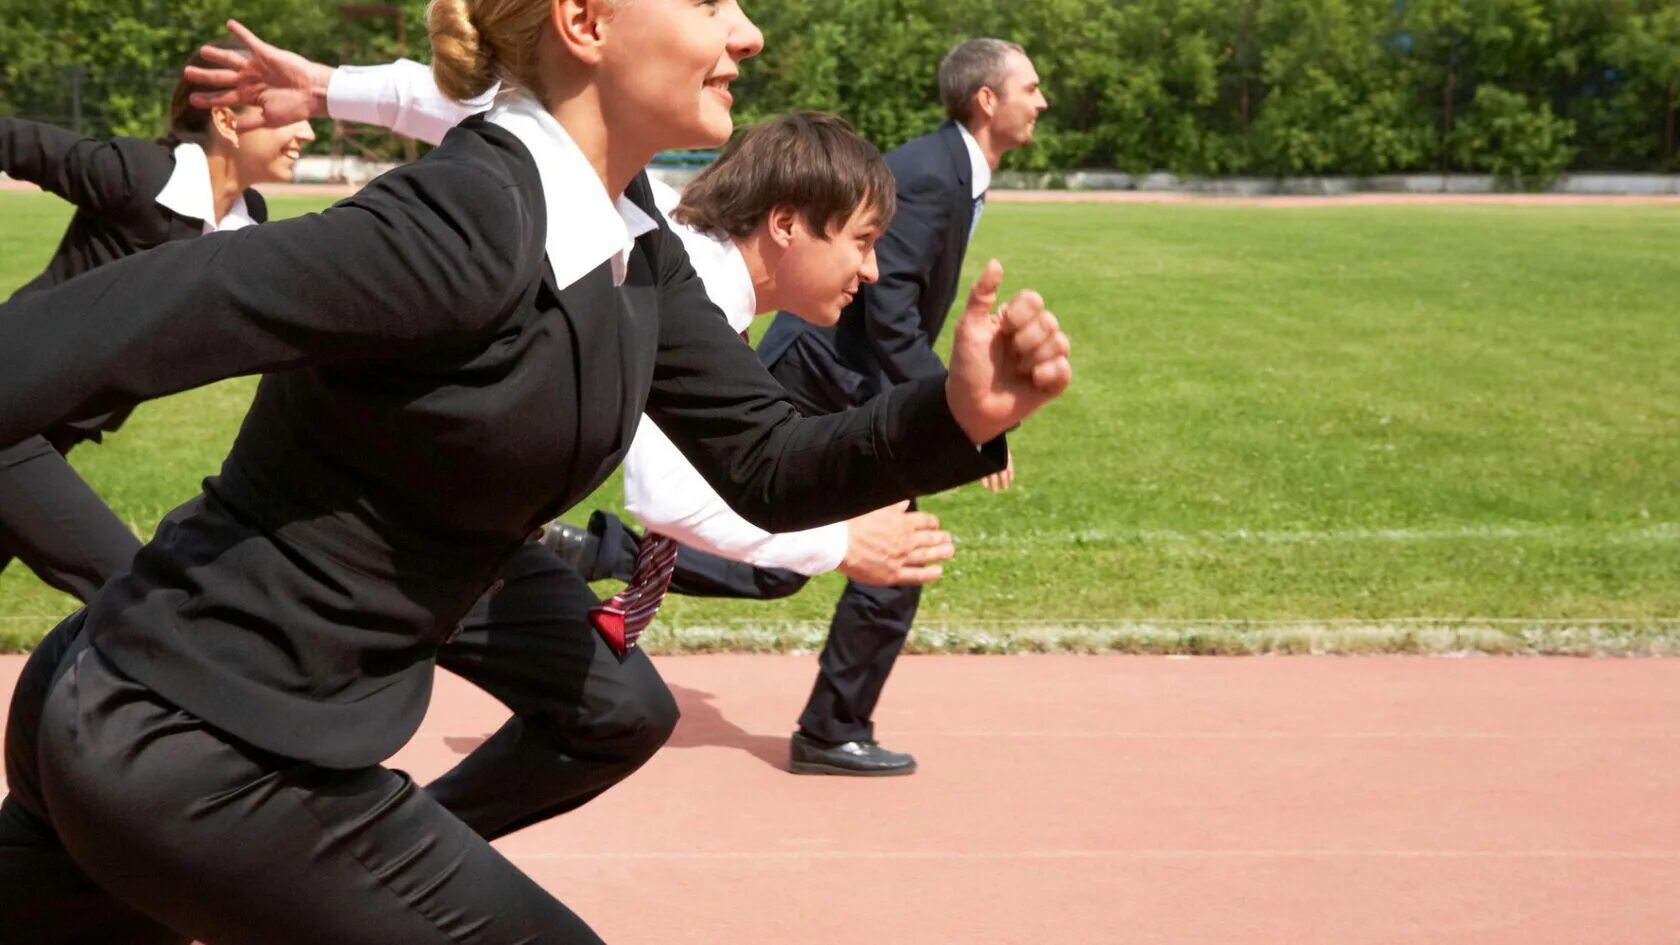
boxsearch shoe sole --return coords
[787,759,917,777]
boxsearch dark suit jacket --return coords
[0,116,1003,768]
[1,118,269,444]
[758,121,975,402]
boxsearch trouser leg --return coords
[431,543,679,841]
[35,641,605,945]
[795,578,923,745]
[1,614,185,945]
[0,436,141,602]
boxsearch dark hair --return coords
[674,112,896,241]
[938,38,1025,124]
[160,38,252,148]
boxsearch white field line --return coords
[964,523,1680,547]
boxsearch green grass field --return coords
[3,191,1677,653]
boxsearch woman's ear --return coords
[549,0,613,65]
[209,105,242,149]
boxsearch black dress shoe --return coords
[537,520,594,569]
[788,731,917,776]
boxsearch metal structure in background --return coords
[328,4,417,183]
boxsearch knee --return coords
[570,668,679,765]
[625,682,680,760]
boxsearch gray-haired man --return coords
[757,38,1049,776]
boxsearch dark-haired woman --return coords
[0,42,316,603]
[0,1,1071,941]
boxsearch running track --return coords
[3,654,1677,943]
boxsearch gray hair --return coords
[938,38,1026,124]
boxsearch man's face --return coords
[983,51,1048,152]
[774,202,885,327]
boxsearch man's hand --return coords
[980,448,1014,493]
[837,501,954,586]
[185,19,335,130]
[945,260,1072,446]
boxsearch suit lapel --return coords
[548,259,629,487]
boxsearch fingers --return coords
[184,65,243,88]
[893,564,945,586]
[1031,355,1073,396]
[1017,322,1071,375]
[961,259,1005,321]
[999,288,1045,332]
[224,18,269,53]
[906,510,941,532]
[193,44,250,70]
[188,88,248,110]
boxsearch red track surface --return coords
[3,653,1678,943]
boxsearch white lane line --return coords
[504,849,1680,863]
[411,730,1680,741]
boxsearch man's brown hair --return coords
[675,111,895,241]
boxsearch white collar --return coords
[956,123,991,199]
[153,142,258,233]
[646,177,755,334]
[485,94,659,289]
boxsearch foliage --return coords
[2,0,1678,181]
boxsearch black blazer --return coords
[0,116,1003,768]
[1,117,269,444]
[758,121,974,397]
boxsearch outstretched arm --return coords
[0,154,530,447]
[643,220,1069,534]
[0,118,148,215]
[625,417,954,584]
[186,19,491,146]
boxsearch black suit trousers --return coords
[766,339,923,745]
[1,543,675,942]
[0,435,140,603]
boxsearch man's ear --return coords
[549,0,613,65]
[767,206,800,248]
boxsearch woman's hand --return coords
[185,20,334,130]
[944,260,1072,446]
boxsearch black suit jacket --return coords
[758,121,974,401]
[0,116,1003,768]
[1,117,269,443]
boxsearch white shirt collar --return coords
[646,177,756,334]
[955,123,991,199]
[153,142,258,233]
[485,93,659,289]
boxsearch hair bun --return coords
[428,0,497,101]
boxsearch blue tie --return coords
[969,192,986,241]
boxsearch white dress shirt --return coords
[955,123,992,199]
[328,59,493,148]
[153,142,259,233]
[624,180,849,576]
[483,94,657,288]
[329,65,849,575]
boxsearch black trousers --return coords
[1,543,675,942]
[581,509,810,601]
[0,435,140,602]
[765,339,922,745]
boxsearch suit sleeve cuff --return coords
[876,376,1007,497]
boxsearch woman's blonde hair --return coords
[427,0,557,101]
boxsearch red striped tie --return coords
[589,533,679,656]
